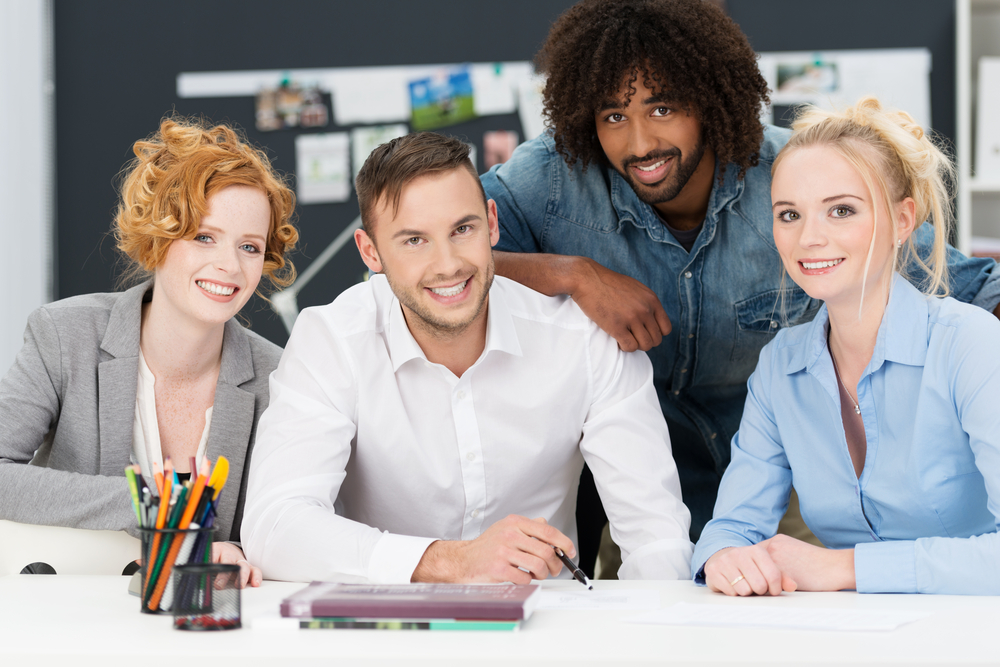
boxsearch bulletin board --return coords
[53,0,957,347]
[53,0,575,346]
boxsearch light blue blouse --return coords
[692,274,1000,594]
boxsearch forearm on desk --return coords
[0,462,136,535]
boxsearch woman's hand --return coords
[704,544,797,596]
[762,534,855,592]
[212,542,263,588]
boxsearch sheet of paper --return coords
[518,74,548,141]
[537,589,659,611]
[295,132,350,204]
[757,48,932,130]
[351,124,409,182]
[624,602,931,632]
[471,62,534,116]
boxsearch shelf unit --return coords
[957,0,1000,256]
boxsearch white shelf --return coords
[969,178,1000,192]
[957,0,1000,250]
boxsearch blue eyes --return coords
[194,234,260,254]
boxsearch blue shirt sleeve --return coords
[854,305,1000,595]
[690,341,794,579]
[907,223,1000,311]
[480,136,554,254]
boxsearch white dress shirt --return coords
[242,275,692,583]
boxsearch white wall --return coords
[0,0,54,375]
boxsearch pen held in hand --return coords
[554,546,592,590]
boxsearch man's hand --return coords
[212,542,263,588]
[571,258,671,352]
[704,544,796,596]
[762,534,855,592]
[411,515,574,584]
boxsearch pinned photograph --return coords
[409,67,476,131]
[483,131,519,170]
[776,61,839,95]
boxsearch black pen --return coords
[554,546,593,590]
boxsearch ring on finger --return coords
[729,575,745,587]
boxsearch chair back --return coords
[0,520,140,575]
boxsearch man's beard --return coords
[385,259,495,340]
[618,139,706,206]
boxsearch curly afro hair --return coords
[537,0,770,181]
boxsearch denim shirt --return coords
[482,126,1000,534]
[692,275,1000,595]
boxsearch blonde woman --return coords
[692,98,1000,595]
[0,117,298,586]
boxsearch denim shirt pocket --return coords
[731,288,821,364]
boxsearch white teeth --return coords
[636,160,666,172]
[429,280,467,297]
[801,259,843,270]
[197,280,235,296]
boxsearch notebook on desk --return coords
[280,582,541,621]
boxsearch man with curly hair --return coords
[481,0,1000,559]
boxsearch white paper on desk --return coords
[624,602,930,632]
[351,124,409,182]
[295,132,351,204]
[537,589,659,611]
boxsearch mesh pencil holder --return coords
[172,563,242,630]
[138,526,214,614]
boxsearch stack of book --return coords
[278,582,542,631]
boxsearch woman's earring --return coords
[895,238,903,249]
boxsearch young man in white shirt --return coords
[242,132,692,584]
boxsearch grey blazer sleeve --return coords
[0,307,136,536]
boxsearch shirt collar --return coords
[785,273,929,376]
[385,278,523,374]
[607,156,745,245]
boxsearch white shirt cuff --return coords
[367,532,439,583]
[618,538,693,580]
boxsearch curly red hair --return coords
[114,116,298,290]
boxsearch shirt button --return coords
[471,509,480,518]
[456,390,467,400]
[673,390,680,395]
[684,271,693,279]
[680,368,687,373]
[466,452,476,461]
[710,433,717,439]
[688,334,694,339]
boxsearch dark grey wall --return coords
[54,0,957,346]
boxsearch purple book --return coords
[280,583,542,621]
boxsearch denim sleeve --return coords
[690,343,793,580]
[480,138,552,254]
[907,223,1000,311]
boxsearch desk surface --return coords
[2,575,998,666]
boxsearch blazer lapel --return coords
[205,320,256,542]
[97,282,150,477]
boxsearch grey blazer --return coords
[0,281,281,543]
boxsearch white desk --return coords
[2,575,998,666]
